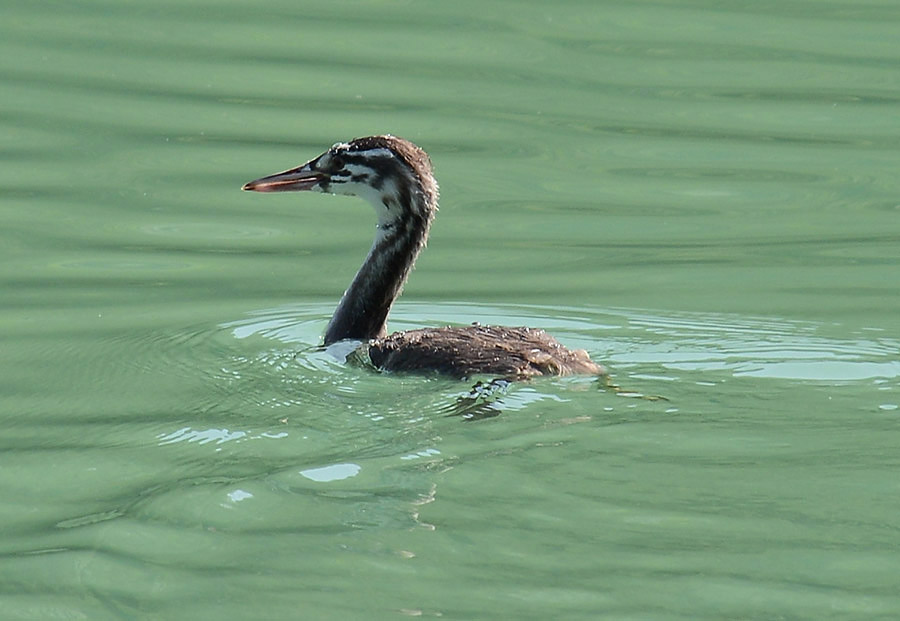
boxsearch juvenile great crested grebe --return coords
[242,135,604,380]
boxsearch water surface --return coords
[2,1,899,619]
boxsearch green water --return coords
[3,0,900,618]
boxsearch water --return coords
[2,0,900,618]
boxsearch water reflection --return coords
[299,463,362,482]
[157,426,288,447]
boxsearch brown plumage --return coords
[369,325,602,379]
[243,135,605,380]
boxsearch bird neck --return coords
[323,189,436,345]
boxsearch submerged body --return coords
[369,325,601,379]
[243,135,604,379]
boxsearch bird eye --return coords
[330,154,345,171]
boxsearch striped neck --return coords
[323,169,437,345]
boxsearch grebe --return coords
[242,135,604,380]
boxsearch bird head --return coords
[242,135,437,225]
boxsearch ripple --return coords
[605,308,900,382]
[213,302,900,396]
[74,301,896,442]
[608,167,823,183]
[142,222,282,241]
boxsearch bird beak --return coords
[242,164,326,192]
